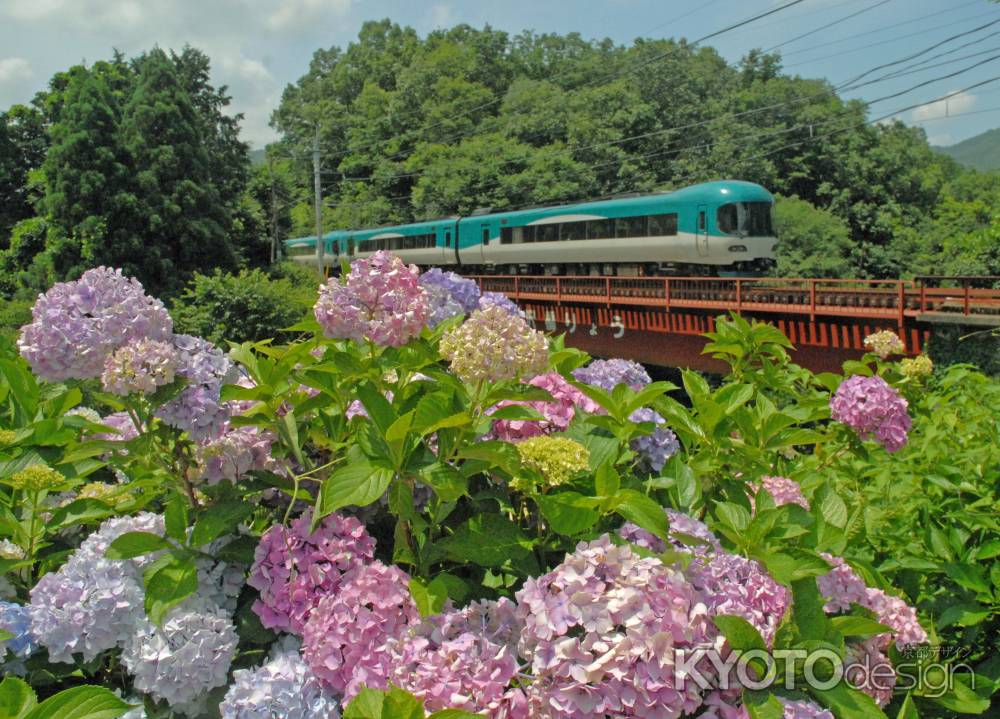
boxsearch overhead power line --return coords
[763,0,895,54]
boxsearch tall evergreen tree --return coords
[0,105,47,246]
[42,66,136,281]
[120,48,236,293]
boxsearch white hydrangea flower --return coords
[219,651,341,719]
[122,597,238,716]
[0,539,24,560]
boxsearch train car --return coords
[283,180,777,276]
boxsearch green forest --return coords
[2,20,1000,303]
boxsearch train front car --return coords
[467,179,777,276]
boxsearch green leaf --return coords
[790,578,843,650]
[813,682,889,719]
[536,491,601,535]
[409,576,448,617]
[455,441,520,474]
[144,557,198,625]
[190,500,252,547]
[427,711,482,719]
[716,501,751,533]
[742,690,784,719]
[357,383,396,434]
[0,629,13,642]
[926,676,990,714]
[714,614,767,652]
[944,564,991,595]
[817,489,848,530]
[829,615,892,638]
[594,461,620,497]
[45,499,114,531]
[315,463,394,522]
[343,688,385,719]
[104,531,171,560]
[937,602,991,629]
[613,489,669,542]
[164,496,188,543]
[419,463,467,503]
[896,693,919,719]
[22,685,131,719]
[486,405,547,422]
[438,514,537,575]
[0,676,36,719]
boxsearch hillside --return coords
[935,128,1000,171]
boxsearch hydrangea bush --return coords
[0,255,995,718]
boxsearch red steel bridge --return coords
[469,275,1000,373]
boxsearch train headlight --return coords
[727,244,747,253]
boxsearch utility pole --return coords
[312,128,325,274]
[268,154,279,264]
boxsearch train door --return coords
[696,205,709,257]
[481,223,491,267]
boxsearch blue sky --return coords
[1,0,999,148]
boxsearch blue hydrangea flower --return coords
[0,602,38,658]
[419,268,481,313]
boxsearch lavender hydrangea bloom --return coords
[830,375,911,452]
[845,637,896,707]
[687,551,790,648]
[29,513,164,663]
[572,358,651,391]
[219,650,341,719]
[618,508,721,555]
[314,251,430,347]
[478,291,521,316]
[248,512,375,634]
[516,535,720,718]
[389,598,524,716]
[101,338,180,396]
[0,602,37,658]
[122,597,238,716]
[94,412,140,442]
[422,283,466,328]
[156,334,238,440]
[702,694,834,719]
[17,267,173,382]
[419,267,481,313]
[194,425,277,485]
[629,407,680,472]
[302,561,418,700]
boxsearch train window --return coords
[537,224,559,242]
[587,219,613,240]
[717,204,738,234]
[332,241,339,254]
[648,213,678,236]
[348,238,356,255]
[745,203,774,236]
[698,211,706,232]
[482,228,490,245]
[561,221,586,241]
[445,231,451,248]
[501,227,513,244]
[287,244,313,256]
[616,216,646,238]
[522,226,536,243]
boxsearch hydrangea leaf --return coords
[0,675,35,719]
[22,685,131,719]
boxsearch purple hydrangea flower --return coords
[156,334,237,440]
[422,283,466,328]
[754,476,810,510]
[194,424,278,485]
[220,650,342,719]
[94,411,140,442]
[478,291,521,316]
[701,695,834,719]
[0,602,37,659]
[29,513,164,663]
[572,358,652,392]
[248,512,375,635]
[389,598,524,715]
[101,338,179,396]
[491,372,602,441]
[618,508,721,556]
[830,375,911,452]
[629,407,680,472]
[419,267,481,313]
[515,535,720,718]
[17,267,173,382]
[314,251,430,347]
[302,561,418,700]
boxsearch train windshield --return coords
[717,202,774,236]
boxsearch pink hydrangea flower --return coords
[491,372,602,441]
[18,267,173,382]
[194,424,278,485]
[830,375,911,452]
[302,561,418,700]
[618,508,721,556]
[845,637,896,707]
[754,476,810,510]
[389,598,524,715]
[515,535,720,718]
[248,512,375,634]
[314,251,429,347]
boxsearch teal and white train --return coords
[284,180,777,276]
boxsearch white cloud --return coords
[927,132,951,146]
[0,56,32,84]
[911,91,977,123]
[267,0,352,32]
[427,3,454,29]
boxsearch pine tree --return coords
[120,48,236,293]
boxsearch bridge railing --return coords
[471,275,1000,320]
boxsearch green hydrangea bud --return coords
[514,436,590,490]
[9,464,67,492]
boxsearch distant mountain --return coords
[934,128,1000,172]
